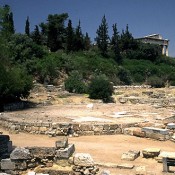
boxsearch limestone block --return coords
[27,147,55,159]
[80,124,93,131]
[142,148,160,158]
[133,128,145,137]
[121,150,140,161]
[117,163,134,169]
[142,127,169,135]
[110,124,119,130]
[73,153,94,166]
[1,159,15,170]
[55,137,68,149]
[81,131,94,136]
[56,144,75,159]
[123,128,134,136]
[10,147,31,160]
[39,127,47,132]
[93,125,103,133]
[163,115,175,124]
[145,132,166,141]
[167,123,175,129]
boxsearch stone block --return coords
[82,131,94,136]
[133,128,145,137]
[167,123,175,129]
[110,124,119,130]
[73,153,94,166]
[56,144,75,159]
[10,147,31,160]
[80,125,93,131]
[121,150,140,161]
[27,147,55,159]
[55,137,68,149]
[117,163,134,169]
[1,159,15,170]
[142,148,160,158]
[142,127,169,135]
[93,125,103,132]
[145,132,167,141]
[163,115,175,124]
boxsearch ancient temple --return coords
[137,34,169,56]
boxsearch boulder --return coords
[142,148,160,158]
[10,147,31,160]
[73,153,94,166]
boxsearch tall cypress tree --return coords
[66,19,74,52]
[31,25,41,44]
[8,12,14,34]
[111,23,122,63]
[74,20,84,51]
[25,16,30,36]
[95,15,109,56]
[84,32,91,50]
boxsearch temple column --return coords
[165,45,168,56]
[162,45,165,55]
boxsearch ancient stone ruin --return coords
[0,135,99,175]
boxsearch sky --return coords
[0,0,175,57]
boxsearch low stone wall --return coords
[0,115,128,136]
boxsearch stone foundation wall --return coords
[0,116,126,136]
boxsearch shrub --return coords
[88,75,114,102]
[64,71,87,94]
[147,76,165,88]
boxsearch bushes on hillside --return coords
[88,75,114,102]
[65,71,87,93]
[147,76,165,88]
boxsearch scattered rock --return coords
[121,150,140,161]
[73,153,94,166]
[142,148,160,158]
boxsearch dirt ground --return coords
[1,127,175,175]
[2,87,175,174]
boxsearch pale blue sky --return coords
[1,0,175,56]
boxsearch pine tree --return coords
[8,12,14,34]
[31,25,41,44]
[84,32,91,50]
[66,19,74,52]
[74,20,84,51]
[120,24,137,51]
[25,16,30,36]
[111,23,122,63]
[0,5,15,37]
[47,13,68,51]
[95,15,109,56]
